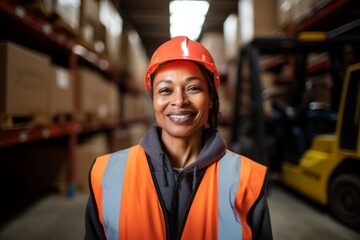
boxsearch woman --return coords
[85,36,273,240]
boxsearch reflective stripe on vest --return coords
[91,145,266,240]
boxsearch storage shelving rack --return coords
[0,1,148,197]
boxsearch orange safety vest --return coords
[90,145,267,240]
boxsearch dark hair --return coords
[150,61,220,129]
[196,63,220,129]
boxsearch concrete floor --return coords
[0,182,359,240]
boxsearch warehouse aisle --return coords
[0,181,359,240]
[0,192,88,240]
[268,179,360,240]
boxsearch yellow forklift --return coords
[230,31,360,229]
[282,63,360,229]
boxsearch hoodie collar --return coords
[139,126,227,174]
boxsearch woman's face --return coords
[152,60,212,139]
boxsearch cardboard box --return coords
[0,41,49,113]
[53,0,81,32]
[94,21,107,54]
[79,19,107,55]
[112,123,149,150]
[121,93,152,121]
[106,80,120,121]
[239,0,278,45]
[96,75,111,120]
[113,128,132,150]
[75,133,109,191]
[277,0,315,29]
[128,123,148,146]
[277,0,298,29]
[80,0,100,24]
[78,0,102,51]
[78,68,111,120]
[56,133,110,192]
[293,0,314,22]
[100,0,123,68]
[78,68,103,119]
[48,64,73,114]
[120,29,149,89]
[200,32,227,75]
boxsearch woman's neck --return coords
[161,131,203,169]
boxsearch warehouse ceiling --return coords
[114,0,238,57]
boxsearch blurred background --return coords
[0,0,360,239]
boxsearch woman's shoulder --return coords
[93,144,143,164]
[224,149,268,172]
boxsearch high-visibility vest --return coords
[90,144,267,240]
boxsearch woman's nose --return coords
[171,90,190,107]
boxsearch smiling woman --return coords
[85,36,273,240]
[152,61,212,144]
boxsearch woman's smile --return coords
[167,111,196,123]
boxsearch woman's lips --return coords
[167,112,195,123]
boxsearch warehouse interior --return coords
[0,0,360,239]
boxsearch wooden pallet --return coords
[0,112,50,130]
[75,112,102,123]
[51,113,74,124]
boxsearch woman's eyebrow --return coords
[185,76,202,82]
[155,76,203,87]
[155,79,172,88]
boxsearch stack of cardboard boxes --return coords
[0,42,50,118]
[0,41,121,128]
[77,67,120,122]
[116,28,152,145]
[1,1,151,194]
[0,42,72,128]
[277,0,329,30]
[48,64,74,121]
[18,0,120,61]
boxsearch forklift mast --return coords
[336,63,360,155]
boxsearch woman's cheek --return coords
[153,96,168,111]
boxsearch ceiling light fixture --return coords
[169,0,210,40]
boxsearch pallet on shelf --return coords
[50,112,74,125]
[0,112,50,130]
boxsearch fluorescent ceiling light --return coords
[100,0,123,35]
[169,1,210,40]
[58,0,80,7]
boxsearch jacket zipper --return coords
[145,154,171,240]
[174,171,181,237]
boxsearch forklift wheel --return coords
[329,174,360,230]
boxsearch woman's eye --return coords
[158,88,172,94]
[187,86,202,92]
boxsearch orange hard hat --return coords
[144,36,220,91]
